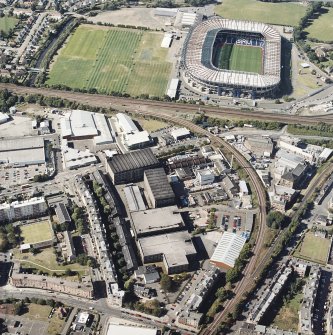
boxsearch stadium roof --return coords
[183,18,281,89]
[210,232,247,269]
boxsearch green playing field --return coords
[214,44,263,74]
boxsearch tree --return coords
[13,301,24,315]
[160,274,172,292]
[267,211,287,229]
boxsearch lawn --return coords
[272,292,303,331]
[293,232,331,264]
[135,117,170,132]
[214,44,262,74]
[215,0,307,26]
[14,247,89,275]
[0,16,19,34]
[47,25,171,97]
[305,8,333,42]
[20,221,53,244]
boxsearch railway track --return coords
[1,83,333,125]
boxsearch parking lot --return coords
[0,313,49,335]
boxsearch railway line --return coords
[0,83,330,333]
[1,83,333,125]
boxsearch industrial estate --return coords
[1,1,333,335]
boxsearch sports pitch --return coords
[215,0,307,26]
[214,44,262,74]
[47,25,172,97]
[20,221,53,244]
[293,232,331,265]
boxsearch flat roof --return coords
[210,232,247,268]
[126,131,151,147]
[131,205,184,236]
[171,127,190,139]
[62,110,98,138]
[107,324,157,335]
[108,148,159,174]
[0,136,44,152]
[138,231,196,267]
[144,168,175,202]
[0,147,45,165]
[93,113,114,145]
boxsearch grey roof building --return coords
[144,168,175,208]
[106,148,160,184]
[55,203,71,225]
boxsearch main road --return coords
[1,83,333,125]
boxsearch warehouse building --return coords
[0,136,45,166]
[210,232,247,269]
[123,185,146,212]
[144,168,175,208]
[137,231,197,274]
[131,205,184,237]
[116,113,138,134]
[244,137,274,157]
[107,148,160,184]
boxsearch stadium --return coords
[181,18,281,98]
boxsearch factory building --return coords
[144,168,175,208]
[137,231,197,274]
[0,197,48,222]
[107,148,160,184]
[244,137,274,157]
[130,205,184,237]
[123,185,146,212]
[0,136,45,166]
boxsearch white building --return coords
[0,197,48,222]
[161,33,173,48]
[239,180,249,196]
[167,78,179,99]
[0,112,10,124]
[171,127,190,141]
[125,131,152,150]
[196,169,215,186]
[116,113,138,134]
[62,148,98,170]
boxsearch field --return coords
[305,8,333,42]
[135,117,170,132]
[293,232,331,264]
[214,44,262,74]
[14,247,89,275]
[0,16,19,34]
[47,25,171,97]
[20,221,53,244]
[215,0,307,26]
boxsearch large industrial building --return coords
[182,18,281,98]
[107,148,160,184]
[130,205,184,237]
[0,136,45,166]
[0,197,48,222]
[60,110,114,146]
[144,168,175,208]
[116,113,139,134]
[137,231,197,274]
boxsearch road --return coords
[1,84,333,125]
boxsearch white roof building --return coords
[167,78,180,98]
[0,112,10,124]
[319,148,333,162]
[171,127,190,140]
[239,180,249,195]
[116,113,138,134]
[210,232,247,269]
[154,7,178,17]
[63,148,97,170]
[107,324,157,335]
[93,113,114,145]
[161,33,173,48]
[125,130,151,149]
